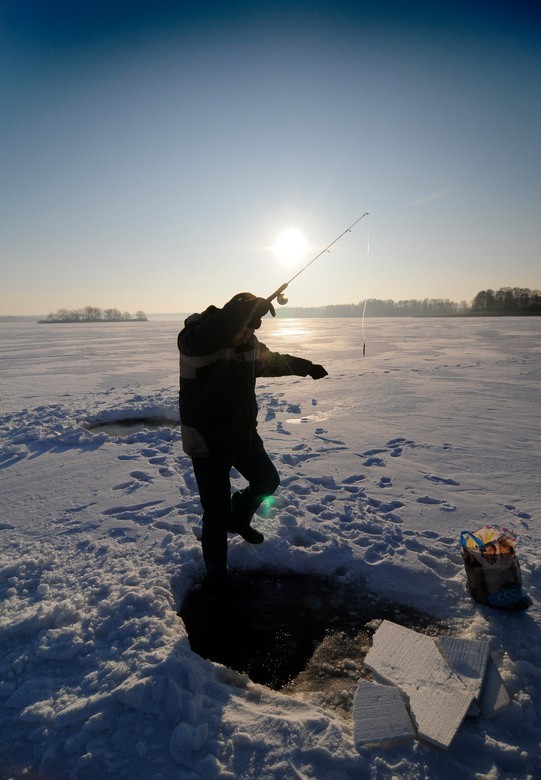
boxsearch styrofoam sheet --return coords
[353,679,415,747]
[365,621,474,749]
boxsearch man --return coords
[177,292,328,587]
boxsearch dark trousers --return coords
[192,434,280,578]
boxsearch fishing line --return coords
[361,219,370,358]
[267,212,369,306]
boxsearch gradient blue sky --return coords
[1,0,540,315]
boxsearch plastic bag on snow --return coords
[460,525,531,611]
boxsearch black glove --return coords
[307,364,328,380]
[246,297,276,329]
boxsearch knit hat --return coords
[228,292,274,329]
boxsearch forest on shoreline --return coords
[38,306,148,323]
[1,287,540,322]
[276,287,541,318]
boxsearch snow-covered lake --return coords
[1,317,539,778]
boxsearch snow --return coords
[0,316,540,779]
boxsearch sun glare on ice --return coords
[273,228,308,268]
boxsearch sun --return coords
[273,228,308,268]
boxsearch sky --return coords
[1,0,540,315]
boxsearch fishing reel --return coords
[267,282,289,307]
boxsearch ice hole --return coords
[179,569,446,717]
[85,416,178,436]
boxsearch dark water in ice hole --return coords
[85,416,178,436]
[179,570,449,718]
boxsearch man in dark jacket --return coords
[177,292,328,586]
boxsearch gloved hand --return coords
[246,297,276,329]
[307,364,328,380]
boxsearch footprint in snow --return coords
[364,540,392,564]
[0,450,28,469]
[384,437,416,457]
[281,452,321,466]
[417,495,445,505]
[158,466,177,477]
[131,470,152,482]
[379,500,404,514]
[306,502,329,516]
[112,480,135,491]
[102,500,163,522]
[386,437,415,447]
[404,537,425,553]
[364,497,404,514]
[378,476,392,488]
[112,470,153,493]
[425,474,460,486]
[342,474,366,484]
[287,403,301,413]
[289,528,326,547]
[362,456,385,467]
[504,503,531,520]
[416,495,456,511]
[418,551,461,578]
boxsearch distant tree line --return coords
[40,306,148,323]
[276,287,541,318]
[470,287,541,315]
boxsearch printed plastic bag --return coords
[460,525,531,610]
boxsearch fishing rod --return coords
[267,212,369,305]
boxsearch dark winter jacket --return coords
[177,299,315,457]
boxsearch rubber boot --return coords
[228,491,264,544]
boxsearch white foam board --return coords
[365,620,474,749]
[438,636,490,714]
[353,679,415,748]
[479,654,511,718]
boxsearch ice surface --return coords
[0,318,540,778]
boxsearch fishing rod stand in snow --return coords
[266,212,369,306]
